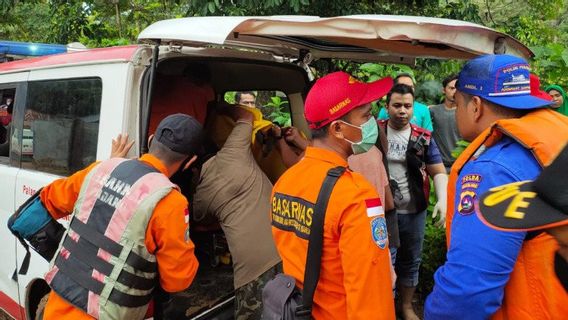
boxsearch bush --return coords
[418,216,447,298]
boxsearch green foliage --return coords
[451,140,471,160]
[531,44,568,87]
[264,96,291,127]
[223,91,236,104]
[419,216,447,296]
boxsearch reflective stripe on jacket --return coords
[45,158,174,320]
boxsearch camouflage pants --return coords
[235,262,282,320]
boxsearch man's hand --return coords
[231,106,254,123]
[111,133,134,158]
[283,126,309,151]
[432,201,446,228]
[432,173,448,228]
[217,102,254,123]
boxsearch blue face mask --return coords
[341,117,379,155]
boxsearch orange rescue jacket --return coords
[271,147,395,320]
[447,108,568,319]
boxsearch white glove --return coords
[432,173,448,228]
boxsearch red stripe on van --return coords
[0,290,24,320]
[0,45,139,73]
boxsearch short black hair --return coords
[235,91,256,103]
[310,114,349,140]
[386,84,415,105]
[394,73,416,85]
[149,139,189,166]
[310,124,329,140]
[442,74,459,88]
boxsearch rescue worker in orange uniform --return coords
[425,55,568,319]
[270,71,396,319]
[41,114,202,320]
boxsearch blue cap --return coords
[456,54,553,109]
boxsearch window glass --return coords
[21,78,102,176]
[224,91,291,127]
[0,88,15,160]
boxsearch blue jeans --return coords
[391,210,426,288]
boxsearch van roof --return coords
[0,45,139,73]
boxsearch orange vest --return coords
[446,108,568,319]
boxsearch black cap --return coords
[155,114,203,155]
[478,143,568,231]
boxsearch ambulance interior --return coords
[143,56,311,318]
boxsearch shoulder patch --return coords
[371,216,388,249]
[458,190,476,215]
[461,174,482,190]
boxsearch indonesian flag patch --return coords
[184,208,190,224]
[365,198,384,217]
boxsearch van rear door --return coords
[138,15,533,62]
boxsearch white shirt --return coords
[386,125,415,214]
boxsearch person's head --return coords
[394,73,416,91]
[454,54,552,142]
[235,91,257,107]
[5,97,13,114]
[548,90,564,109]
[442,74,458,103]
[546,85,566,110]
[385,84,414,130]
[149,114,203,177]
[304,71,393,157]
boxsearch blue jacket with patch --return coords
[424,136,541,320]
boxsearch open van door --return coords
[138,15,532,63]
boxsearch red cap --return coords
[304,71,393,129]
[530,74,552,101]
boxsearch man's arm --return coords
[40,161,99,219]
[146,192,199,292]
[338,186,395,319]
[425,138,448,226]
[217,107,254,156]
[425,163,528,319]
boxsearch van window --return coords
[0,88,15,161]
[21,78,102,176]
[225,90,291,127]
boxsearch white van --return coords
[0,15,531,320]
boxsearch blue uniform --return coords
[378,101,433,131]
[424,136,541,319]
